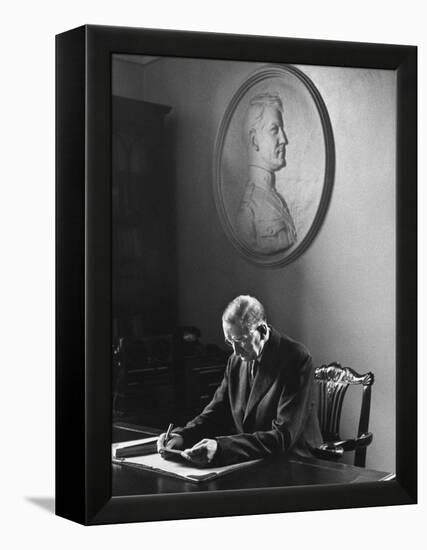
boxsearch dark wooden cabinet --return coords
[111,96,227,429]
[113,335,227,428]
[183,358,226,419]
[112,96,179,427]
[112,96,176,338]
[113,335,176,428]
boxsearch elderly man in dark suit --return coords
[157,295,322,466]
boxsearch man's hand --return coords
[157,433,184,453]
[182,438,218,466]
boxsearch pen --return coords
[164,423,174,447]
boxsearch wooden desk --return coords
[112,423,392,496]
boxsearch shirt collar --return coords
[248,165,276,191]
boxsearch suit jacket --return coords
[175,327,323,465]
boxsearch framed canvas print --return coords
[56,25,417,525]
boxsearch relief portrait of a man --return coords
[214,65,334,268]
[236,93,297,255]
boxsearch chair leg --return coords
[355,447,367,467]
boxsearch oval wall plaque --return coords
[213,65,335,267]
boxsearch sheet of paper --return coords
[113,450,261,482]
[112,437,261,481]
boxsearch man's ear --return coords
[249,129,259,152]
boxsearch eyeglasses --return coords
[224,327,257,349]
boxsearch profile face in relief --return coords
[236,93,297,256]
[249,102,288,172]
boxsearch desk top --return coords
[112,423,392,496]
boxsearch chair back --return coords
[315,362,374,466]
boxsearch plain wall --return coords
[113,57,396,473]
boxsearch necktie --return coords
[250,360,258,383]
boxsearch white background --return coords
[0,0,424,547]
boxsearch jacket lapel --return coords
[243,328,280,424]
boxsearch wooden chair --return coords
[313,362,374,467]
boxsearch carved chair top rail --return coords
[314,362,374,386]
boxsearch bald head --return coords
[222,295,266,332]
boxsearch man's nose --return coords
[278,127,288,145]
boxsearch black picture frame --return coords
[56,24,417,525]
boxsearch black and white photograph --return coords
[111,54,398,495]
